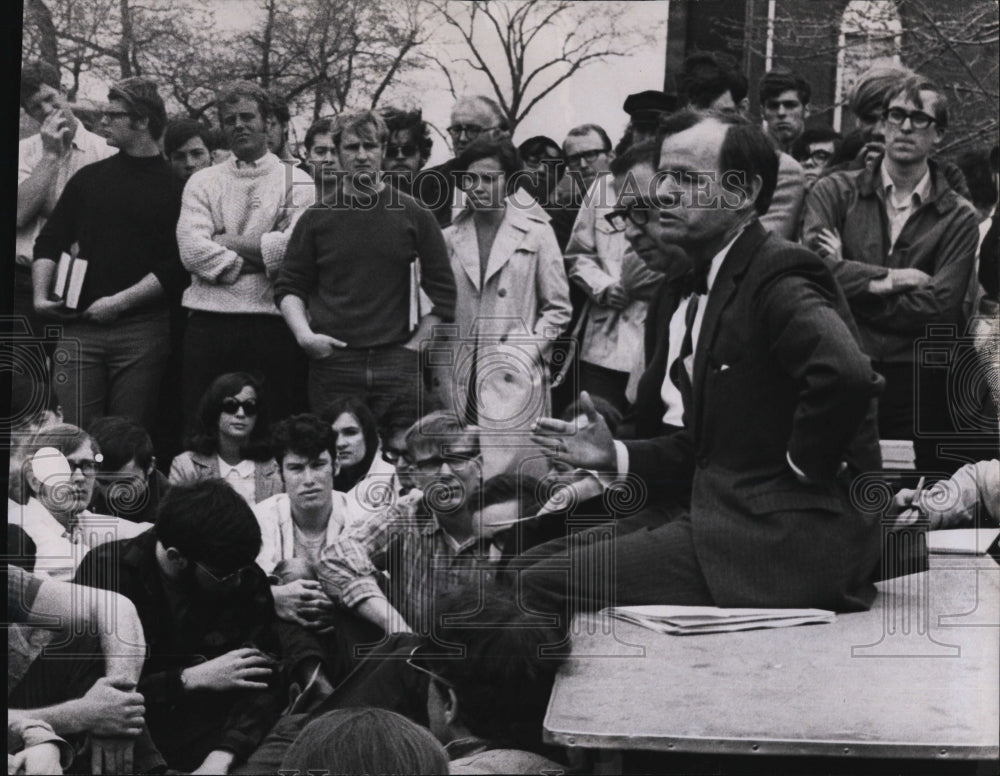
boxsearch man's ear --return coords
[736,97,749,116]
[804,104,811,119]
[164,546,189,569]
[444,687,460,726]
[23,462,42,495]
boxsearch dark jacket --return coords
[624,222,884,612]
[74,530,283,770]
[802,159,979,364]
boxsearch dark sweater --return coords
[33,151,186,312]
[276,187,456,348]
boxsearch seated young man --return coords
[8,564,156,775]
[318,411,542,636]
[74,480,284,775]
[234,584,567,775]
[253,413,383,707]
[87,416,169,524]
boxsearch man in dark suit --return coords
[524,110,884,621]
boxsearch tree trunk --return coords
[118,0,134,76]
[25,0,60,70]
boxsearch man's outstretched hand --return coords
[531,391,616,472]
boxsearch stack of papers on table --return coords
[927,528,1000,555]
[604,605,836,635]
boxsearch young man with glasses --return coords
[803,76,980,472]
[317,411,508,636]
[794,126,842,189]
[31,77,186,431]
[75,479,285,775]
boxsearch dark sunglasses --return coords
[194,560,255,589]
[386,143,419,158]
[220,398,259,416]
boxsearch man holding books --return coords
[32,77,186,430]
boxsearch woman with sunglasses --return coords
[169,372,282,505]
[10,423,149,580]
[441,136,571,453]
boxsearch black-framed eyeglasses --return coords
[447,124,494,140]
[605,202,652,230]
[220,398,259,416]
[565,148,607,166]
[405,645,455,689]
[381,448,412,466]
[386,143,419,159]
[805,149,833,165]
[101,110,132,121]
[65,457,100,476]
[409,451,481,476]
[885,108,936,130]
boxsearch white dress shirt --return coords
[10,497,150,581]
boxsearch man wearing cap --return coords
[32,77,186,430]
[622,89,676,147]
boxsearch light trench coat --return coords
[440,200,572,442]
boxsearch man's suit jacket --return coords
[624,221,884,612]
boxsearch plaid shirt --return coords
[317,498,504,635]
[73,530,283,767]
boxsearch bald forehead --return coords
[659,118,727,171]
[451,98,500,126]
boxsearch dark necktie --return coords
[670,293,701,391]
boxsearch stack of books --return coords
[53,251,88,309]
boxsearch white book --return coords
[927,528,1000,555]
[604,605,836,635]
[53,252,73,300]
[64,257,88,310]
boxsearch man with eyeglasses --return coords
[31,77,186,431]
[317,411,520,636]
[794,127,842,189]
[75,479,285,775]
[803,75,980,472]
[415,95,508,227]
[563,123,662,414]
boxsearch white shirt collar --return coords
[704,226,746,296]
[218,457,255,478]
[881,163,933,207]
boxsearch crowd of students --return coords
[6,48,999,775]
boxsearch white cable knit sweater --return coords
[176,152,316,315]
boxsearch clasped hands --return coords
[272,578,338,631]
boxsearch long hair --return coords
[186,372,272,461]
[321,396,379,492]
